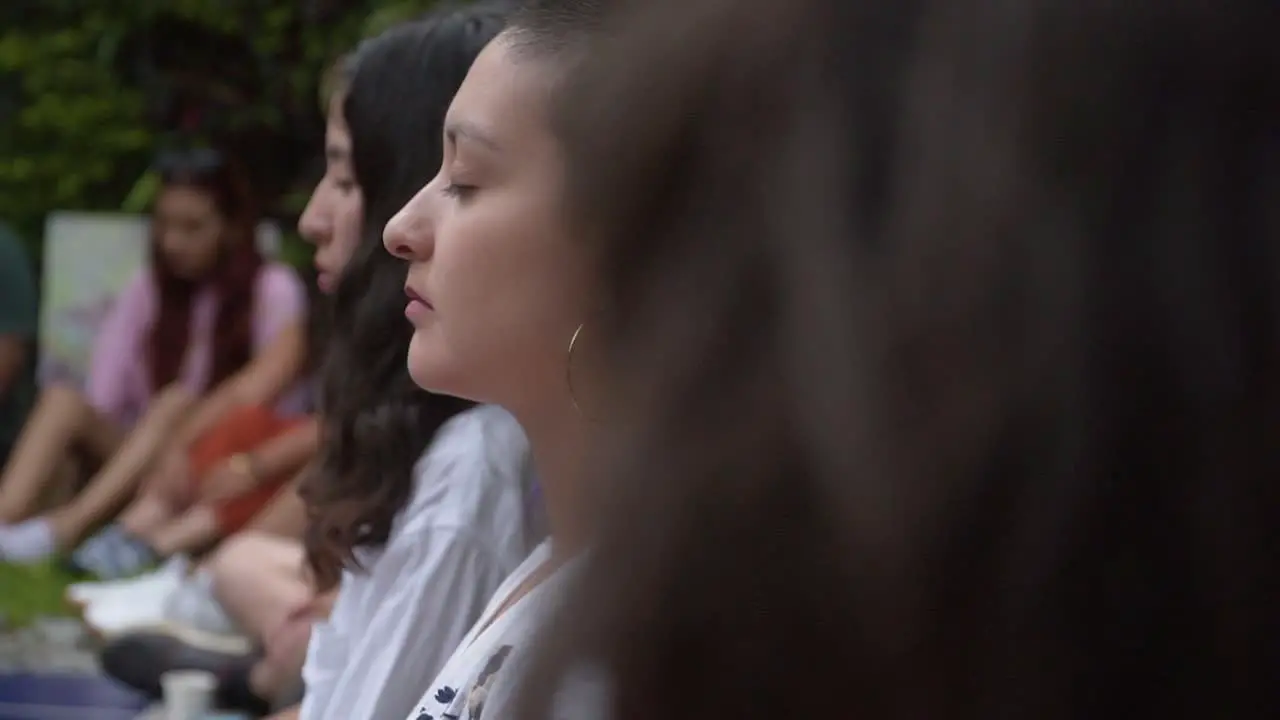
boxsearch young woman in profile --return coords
[377,3,610,718]
[0,152,306,561]
[504,1,1278,720]
[298,9,542,720]
[101,7,543,720]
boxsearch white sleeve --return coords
[299,576,362,720]
[301,528,504,720]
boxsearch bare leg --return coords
[32,454,84,516]
[117,493,179,540]
[147,505,221,558]
[250,633,309,704]
[253,587,315,702]
[45,386,193,549]
[208,532,310,640]
[0,384,123,523]
[238,478,307,540]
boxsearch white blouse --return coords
[302,405,545,720]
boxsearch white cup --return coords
[161,669,217,720]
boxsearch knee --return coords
[207,530,275,586]
[127,520,159,546]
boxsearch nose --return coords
[384,181,436,261]
[297,186,331,246]
[157,231,194,275]
[159,229,185,257]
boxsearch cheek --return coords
[166,225,221,270]
[197,226,224,258]
[426,194,587,394]
[324,199,364,269]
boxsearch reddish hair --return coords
[147,154,264,393]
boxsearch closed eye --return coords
[442,183,476,199]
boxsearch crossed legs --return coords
[0,384,124,523]
[43,386,194,550]
[0,385,193,561]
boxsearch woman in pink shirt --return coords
[0,149,306,559]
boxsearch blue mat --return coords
[0,673,148,719]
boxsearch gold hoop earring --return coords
[566,323,585,415]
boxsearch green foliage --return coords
[0,0,445,263]
[0,16,151,247]
[0,560,79,627]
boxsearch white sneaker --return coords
[82,561,252,655]
[67,555,187,607]
[153,572,253,655]
[83,580,175,639]
[162,569,242,638]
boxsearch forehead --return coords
[446,35,559,151]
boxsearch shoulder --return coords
[417,405,531,496]
[115,268,156,309]
[0,227,36,328]
[254,261,306,296]
[0,227,35,297]
[0,227,32,271]
[394,405,536,550]
[432,405,530,465]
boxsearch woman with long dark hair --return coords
[297,15,541,719]
[0,152,306,562]
[99,7,543,719]
[376,3,609,716]
[365,0,1280,717]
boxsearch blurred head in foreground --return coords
[515,0,1280,718]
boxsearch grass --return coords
[0,560,78,627]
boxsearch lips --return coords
[405,286,433,310]
[314,256,336,294]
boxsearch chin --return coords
[407,333,472,400]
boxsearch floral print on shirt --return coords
[416,645,515,720]
[466,645,514,720]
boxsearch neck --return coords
[511,393,592,561]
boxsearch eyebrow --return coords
[445,120,500,151]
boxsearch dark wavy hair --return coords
[517,0,1280,719]
[302,2,510,591]
[148,151,262,393]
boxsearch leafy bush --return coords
[0,0,442,264]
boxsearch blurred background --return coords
[1,0,451,268]
[0,1,446,715]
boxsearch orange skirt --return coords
[187,405,311,533]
